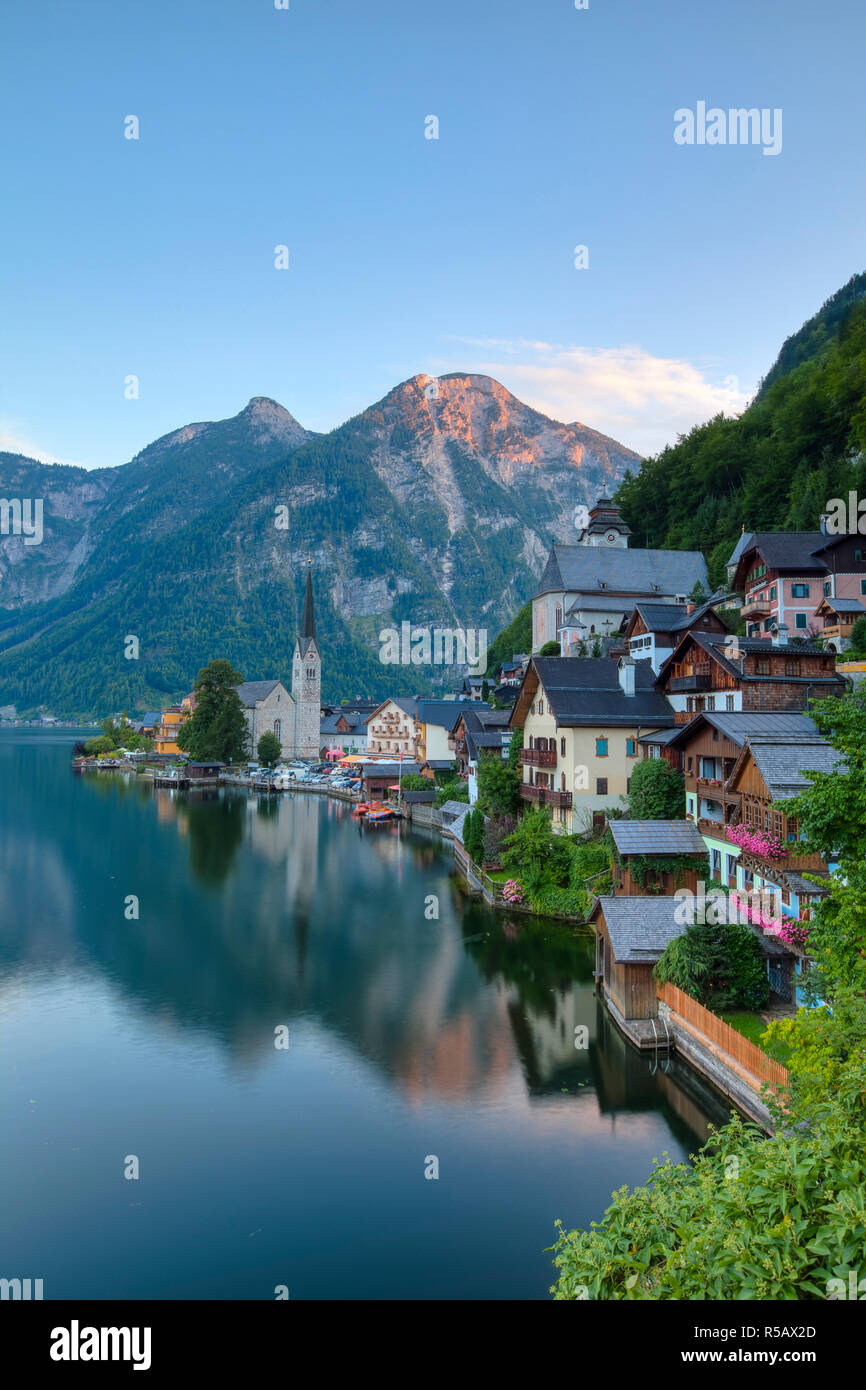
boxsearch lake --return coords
[0,729,733,1299]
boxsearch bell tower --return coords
[291,559,321,760]
[578,497,631,549]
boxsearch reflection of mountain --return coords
[0,736,726,1151]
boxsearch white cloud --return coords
[436,339,753,457]
[0,425,81,468]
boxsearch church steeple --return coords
[300,557,316,650]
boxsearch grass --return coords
[720,1010,792,1064]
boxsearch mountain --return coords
[0,374,639,715]
[614,273,866,591]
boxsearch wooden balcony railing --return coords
[519,783,572,808]
[520,748,556,767]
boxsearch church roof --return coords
[236,680,284,707]
[534,543,707,600]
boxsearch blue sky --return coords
[1,0,864,469]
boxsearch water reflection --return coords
[0,734,733,1141]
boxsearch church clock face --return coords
[605,529,619,545]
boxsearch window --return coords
[769,585,777,600]
[785,659,797,675]
[706,696,715,710]
[596,737,608,756]
[687,755,693,773]
[795,613,808,630]
[560,736,566,756]
[757,658,770,675]
[554,604,562,630]
[861,579,866,596]
[596,778,608,795]
[791,583,809,598]
[273,720,281,741]
[538,700,544,715]
[823,580,832,596]
[726,695,735,711]
[763,617,773,632]
[626,737,636,757]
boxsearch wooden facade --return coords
[595,910,661,1020]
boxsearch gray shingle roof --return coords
[236,680,283,707]
[610,820,708,856]
[736,532,827,575]
[528,657,676,728]
[593,896,686,962]
[725,531,754,569]
[744,735,843,798]
[668,711,818,748]
[535,543,708,600]
[418,699,488,727]
[820,597,866,614]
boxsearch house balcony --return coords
[669,673,712,692]
[696,816,728,841]
[519,783,572,809]
[520,748,557,767]
[741,596,773,619]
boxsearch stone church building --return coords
[237,562,321,761]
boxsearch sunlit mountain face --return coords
[0,376,639,716]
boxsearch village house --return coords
[154,693,194,756]
[319,708,368,757]
[730,529,866,640]
[509,655,675,833]
[449,706,511,803]
[621,596,729,674]
[533,497,708,653]
[365,697,422,757]
[644,710,818,892]
[725,734,838,917]
[813,594,866,653]
[417,699,483,764]
[655,630,843,724]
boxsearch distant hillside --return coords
[0,376,638,716]
[615,279,866,590]
[759,272,866,394]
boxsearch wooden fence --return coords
[658,981,789,1089]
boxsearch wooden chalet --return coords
[725,735,839,894]
[656,631,843,725]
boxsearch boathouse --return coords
[591,896,684,1023]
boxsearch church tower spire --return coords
[300,555,316,650]
[291,557,321,760]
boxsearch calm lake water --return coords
[0,729,733,1300]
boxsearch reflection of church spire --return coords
[300,557,316,652]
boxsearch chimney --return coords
[773,624,789,647]
[618,655,636,696]
[686,602,696,615]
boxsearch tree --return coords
[257,731,282,768]
[481,678,490,701]
[84,734,114,756]
[847,615,866,657]
[463,806,485,865]
[434,778,469,808]
[627,758,685,819]
[538,640,561,657]
[477,749,520,817]
[177,659,249,764]
[688,579,709,606]
[590,636,603,657]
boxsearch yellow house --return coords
[510,655,675,834]
[154,693,195,756]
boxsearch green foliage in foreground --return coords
[655,918,769,1011]
[626,757,686,820]
[549,1092,866,1300]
